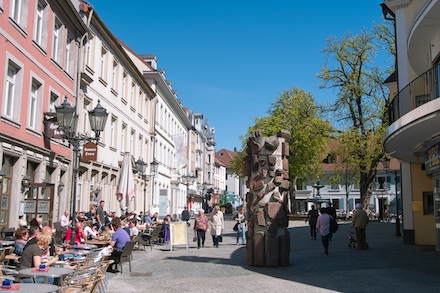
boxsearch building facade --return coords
[382,0,440,247]
[0,0,218,228]
[0,0,88,228]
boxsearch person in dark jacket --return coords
[305,205,320,240]
[181,206,190,226]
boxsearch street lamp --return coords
[55,97,108,245]
[182,173,196,208]
[21,175,30,193]
[136,158,159,214]
[381,156,401,237]
[198,182,212,211]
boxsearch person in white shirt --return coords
[128,219,139,240]
[84,220,98,240]
[60,210,71,229]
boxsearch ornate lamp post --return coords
[198,182,212,211]
[182,173,196,208]
[136,158,159,215]
[382,157,401,237]
[55,97,108,245]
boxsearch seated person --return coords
[20,232,58,283]
[84,220,98,240]
[23,226,39,252]
[128,219,139,240]
[65,221,86,244]
[14,227,29,256]
[42,226,56,257]
[107,217,130,273]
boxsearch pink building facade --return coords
[0,0,87,228]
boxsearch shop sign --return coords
[44,118,64,139]
[83,142,97,161]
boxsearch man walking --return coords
[352,203,369,250]
[305,205,319,240]
[96,200,105,232]
[181,206,190,227]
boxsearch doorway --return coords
[23,183,54,227]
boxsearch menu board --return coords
[169,221,188,251]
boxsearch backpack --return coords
[330,216,338,233]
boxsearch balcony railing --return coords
[388,64,440,125]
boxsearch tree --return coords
[318,24,394,207]
[232,87,330,213]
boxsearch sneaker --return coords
[236,243,240,246]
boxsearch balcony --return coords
[388,64,440,125]
[384,64,440,162]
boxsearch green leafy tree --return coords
[318,24,394,207]
[232,87,330,214]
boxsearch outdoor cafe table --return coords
[85,239,110,247]
[19,267,74,284]
[76,244,97,250]
[58,249,93,256]
[0,240,14,247]
[0,283,59,292]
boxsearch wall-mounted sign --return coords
[44,118,64,139]
[83,142,97,161]
[24,201,36,213]
[425,143,440,175]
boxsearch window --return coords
[130,129,135,155]
[82,100,91,134]
[332,199,340,210]
[138,135,143,158]
[52,18,63,64]
[130,82,135,108]
[423,192,434,215]
[121,72,127,101]
[48,91,59,113]
[10,0,22,24]
[4,64,17,119]
[34,1,44,45]
[121,124,127,151]
[138,91,143,116]
[111,61,118,91]
[323,153,337,164]
[110,117,117,148]
[3,59,23,122]
[85,39,93,69]
[99,47,107,80]
[28,78,42,130]
[65,36,74,75]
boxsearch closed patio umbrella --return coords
[116,152,135,215]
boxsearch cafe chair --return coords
[116,241,136,274]
[59,273,104,293]
[1,228,15,240]
[132,234,149,251]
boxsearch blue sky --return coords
[90,0,386,151]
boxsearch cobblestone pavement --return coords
[107,217,440,293]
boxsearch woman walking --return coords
[233,207,246,245]
[194,209,209,249]
[316,208,331,255]
[210,206,224,248]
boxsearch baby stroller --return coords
[348,227,357,249]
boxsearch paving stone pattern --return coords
[107,217,440,293]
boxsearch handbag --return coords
[192,231,197,242]
[218,235,223,242]
[233,223,239,231]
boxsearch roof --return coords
[215,148,237,169]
